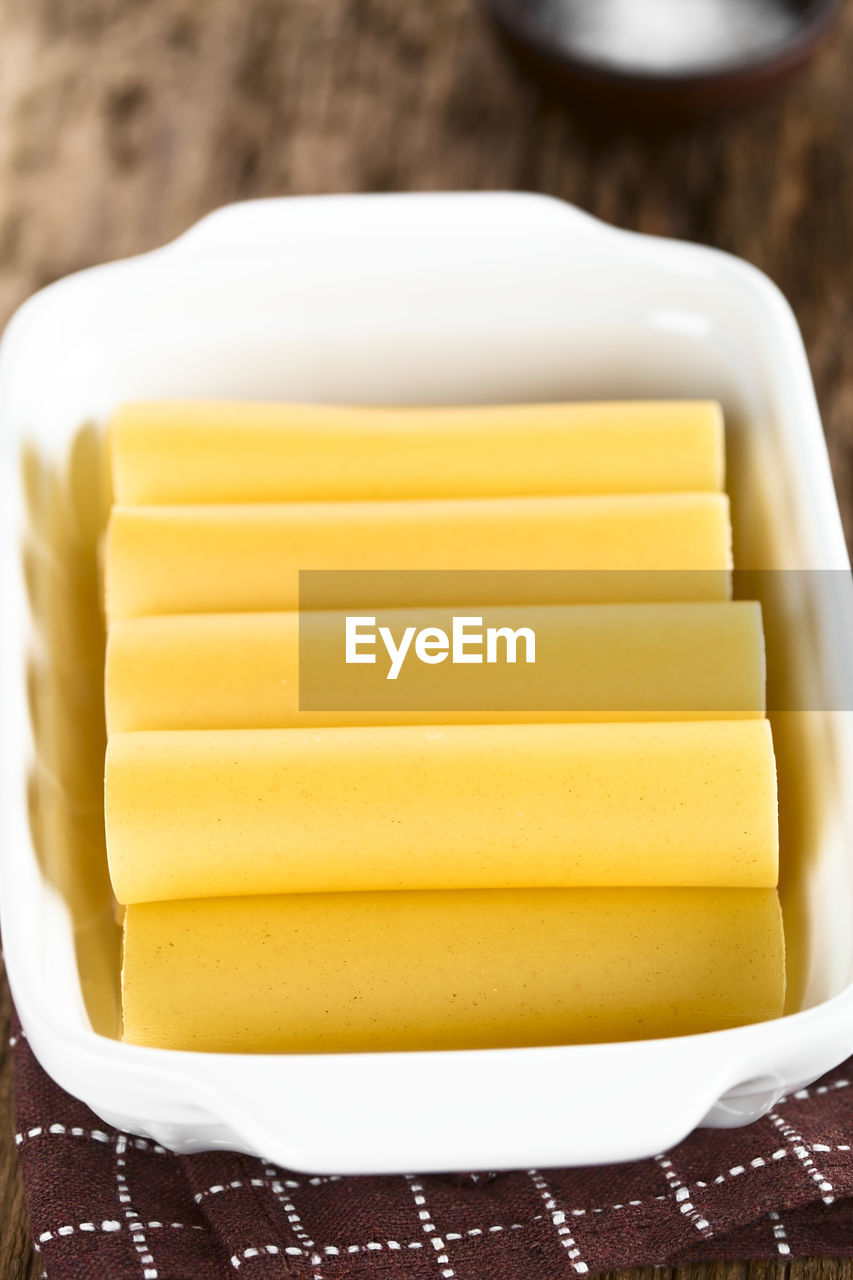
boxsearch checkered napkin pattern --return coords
[11,1016,853,1280]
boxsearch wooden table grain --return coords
[1,2,852,1277]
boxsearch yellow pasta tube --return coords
[120,887,786,1052]
[105,602,766,731]
[104,493,732,618]
[105,720,778,904]
[109,400,725,503]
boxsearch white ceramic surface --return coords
[2,192,853,1174]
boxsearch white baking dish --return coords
[2,192,853,1174]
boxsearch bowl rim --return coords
[484,0,841,88]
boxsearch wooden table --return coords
[1,2,852,1276]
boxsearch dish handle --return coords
[169,191,614,260]
[187,1037,758,1174]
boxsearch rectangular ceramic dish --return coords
[2,192,853,1174]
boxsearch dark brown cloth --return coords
[11,1012,853,1279]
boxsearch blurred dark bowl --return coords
[484,0,841,127]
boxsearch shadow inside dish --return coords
[22,425,120,1038]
